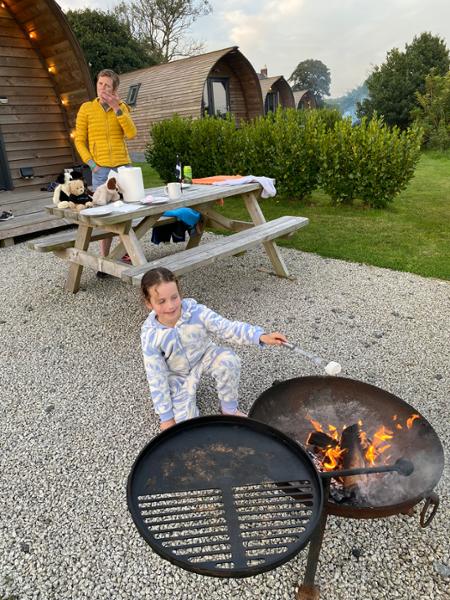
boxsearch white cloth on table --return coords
[212,175,277,198]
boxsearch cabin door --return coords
[0,127,13,191]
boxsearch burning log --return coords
[306,431,339,449]
[340,424,368,494]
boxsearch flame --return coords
[310,419,323,432]
[406,414,420,429]
[323,446,346,470]
[306,413,420,472]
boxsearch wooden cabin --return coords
[293,90,318,110]
[0,0,94,192]
[118,47,263,158]
[258,72,295,114]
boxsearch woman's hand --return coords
[160,418,176,431]
[260,332,287,346]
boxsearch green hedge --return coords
[145,109,422,207]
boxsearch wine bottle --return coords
[175,154,182,188]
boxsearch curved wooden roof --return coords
[118,47,263,154]
[2,0,94,128]
[0,0,94,189]
[259,76,295,109]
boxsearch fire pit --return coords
[248,376,443,519]
[248,375,444,598]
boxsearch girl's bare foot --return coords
[222,409,248,417]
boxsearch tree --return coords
[289,59,331,105]
[113,0,212,63]
[65,9,158,80]
[412,71,450,149]
[357,32,449,129]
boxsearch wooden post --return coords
[65,224,92,293]
[243,191,291,277]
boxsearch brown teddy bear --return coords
[52,173,94,211]
[92,177,122,206]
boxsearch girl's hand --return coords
[260,332,287,346]
[160,418,176,431]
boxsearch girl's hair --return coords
[141,267,180,303]
[96,69,120,90]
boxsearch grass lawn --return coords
[134,151,450,281]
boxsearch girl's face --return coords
[146,281,182,327]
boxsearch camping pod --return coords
[118,47,264,159]
[293,90,318,110]
[0,0,94,191]
[259,75,295,114]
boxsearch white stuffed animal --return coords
[93,177,122,206]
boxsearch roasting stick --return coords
[282,341,342,375]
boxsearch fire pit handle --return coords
[420,492,440,528]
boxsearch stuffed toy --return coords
[52,172,94,211]
[92,177,122,206]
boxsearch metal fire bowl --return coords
[249,376,444,519]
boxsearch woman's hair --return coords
[141,267,180,303]
[96,69,120,90]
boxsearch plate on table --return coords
[80,205,113,216]
[141,197,169,205]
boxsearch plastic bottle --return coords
[183,165,192,184]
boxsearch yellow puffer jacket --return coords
[75,98,137,167]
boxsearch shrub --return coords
[318,117,359,204]
[145,115,191,182]
[355,118,423,208]
[319,116,423,207]
[271,109,325,198]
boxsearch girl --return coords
[140,267,287,431]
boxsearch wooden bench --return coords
[27,216,176,253]
[121,215,309,285]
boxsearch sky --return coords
[57,0,450,98]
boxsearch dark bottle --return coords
[175,154,182,184]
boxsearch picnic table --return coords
[29,182,309,293]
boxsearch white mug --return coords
[165,182,182,200]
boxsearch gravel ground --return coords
[1,234,449,600]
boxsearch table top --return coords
[46,182,261,226]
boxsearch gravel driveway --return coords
[1,235,449,600]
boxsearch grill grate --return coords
[128,416,324,577]
[137,480,316,572]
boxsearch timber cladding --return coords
[259,76,295,112]
[0,0,94,190]
[118,47,264,155]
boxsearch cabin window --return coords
[265,91,279,114]
[202,78,230,117]
[126,84,141,106]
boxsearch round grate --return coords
[127,416,324,577]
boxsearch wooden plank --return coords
[7,147,72,161]
[243,191,290,277]
[0,75,53,88]
[0,47,35,58]
[0,36,32,48]
[4,131,67,142]
[0,216,70,240]
[27,216,176,253]
[0,113,64,125]
[55,248,130,280]
[0,104,63,115]
[65,224,92,293]
[122,216,309,284]
[27,227,115,252]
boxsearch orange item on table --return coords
[191,175,243,185]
